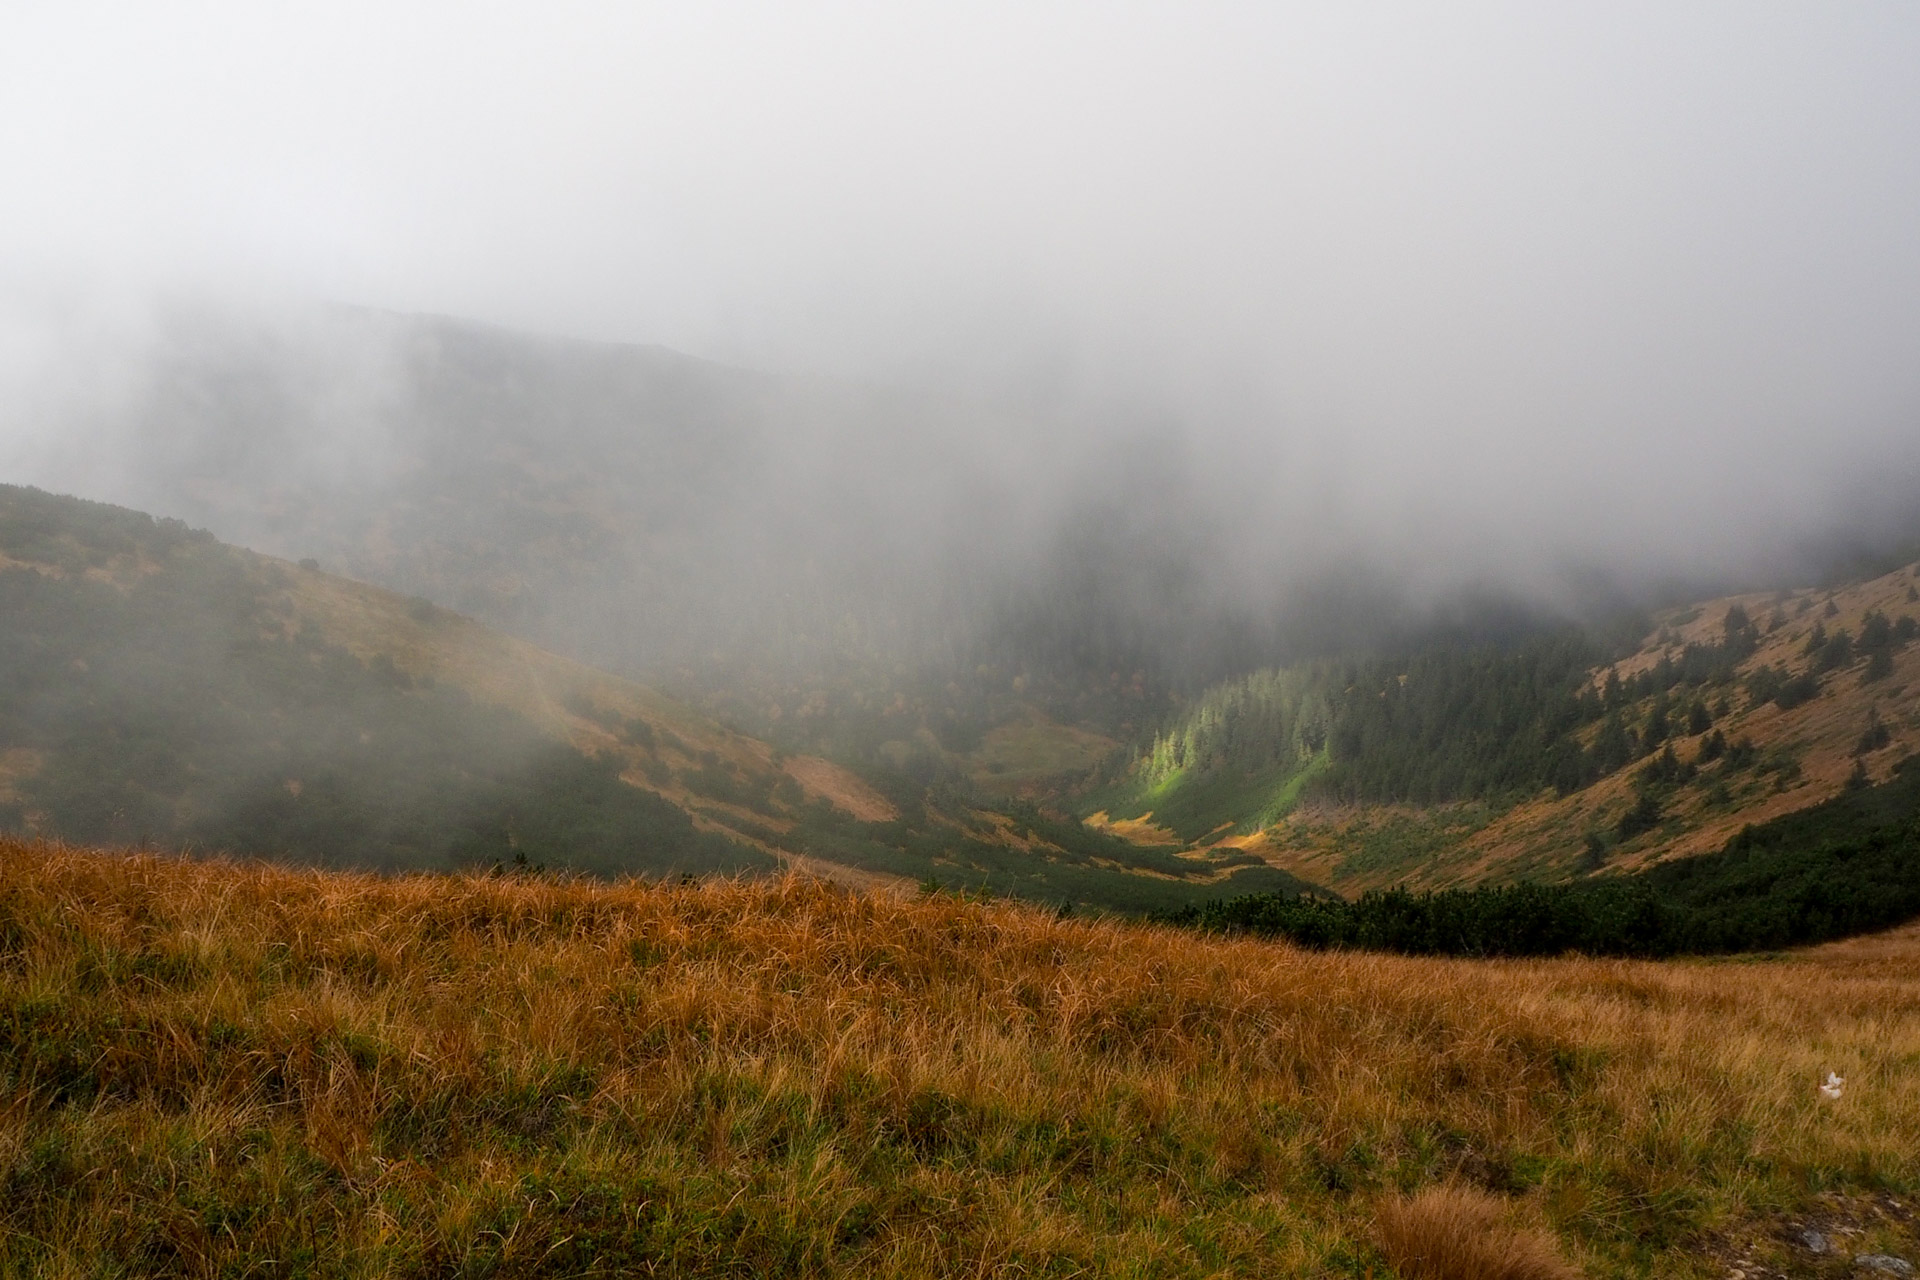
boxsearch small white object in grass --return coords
[1820,1071,1845,1100]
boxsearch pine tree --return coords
[1855,712,1892,755]
[1860,610,1893,652]
[1615,789,1663,840]
[1686,700,1712,735]
[1643,694,1671,748]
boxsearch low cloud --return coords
[4,2,1919,671]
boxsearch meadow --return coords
[3,836,1917,1277]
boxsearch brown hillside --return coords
[2,837,1917,1276]
[269,557,890,830]
[0,488,900,882]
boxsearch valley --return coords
[0,483,1313,912]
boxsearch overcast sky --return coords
[4,2,1920,585]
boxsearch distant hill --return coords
[1081,560,1920,894]
[0,484,1317,910]
[46,303,1504,780]
[49,304,1208,763]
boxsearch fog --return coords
[5,2,1920,713]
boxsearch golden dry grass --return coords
[2,836,1918,1276]
[1376,1185,1579,1280]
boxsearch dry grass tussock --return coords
[1376,1185,1579,1280]
[3,837,1919,1277]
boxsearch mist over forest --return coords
[3,288,1918,768]
[4,3,1920,752]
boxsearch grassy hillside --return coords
[1085,562,1920,895]
[0,484,1310,912]
[2,837,1917,1277]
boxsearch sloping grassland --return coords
[2,837,1916,1277]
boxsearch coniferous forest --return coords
[1128,609,1778,812]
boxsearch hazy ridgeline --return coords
[8,3,1920,777]
[14,299,1907,769]
[5,302,1279,747]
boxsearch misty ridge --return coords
[3,2,1920,793]
[5,3,1920,775]
[7,294,1918,770]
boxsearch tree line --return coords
[1132,600,1915,811]
[1166,752,1920,957]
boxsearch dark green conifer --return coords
[1615,789,1663,841]
[1855,712,1892,756]
[1860,610,1893,652]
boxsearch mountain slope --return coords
[1358,563,1920,889]
[54,305,1185,758]
[1081,560,1920,894]
[0,484,1317,910]
[43,303,1431,776]
[0,484,785,877]
[1179,752,1920,957]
